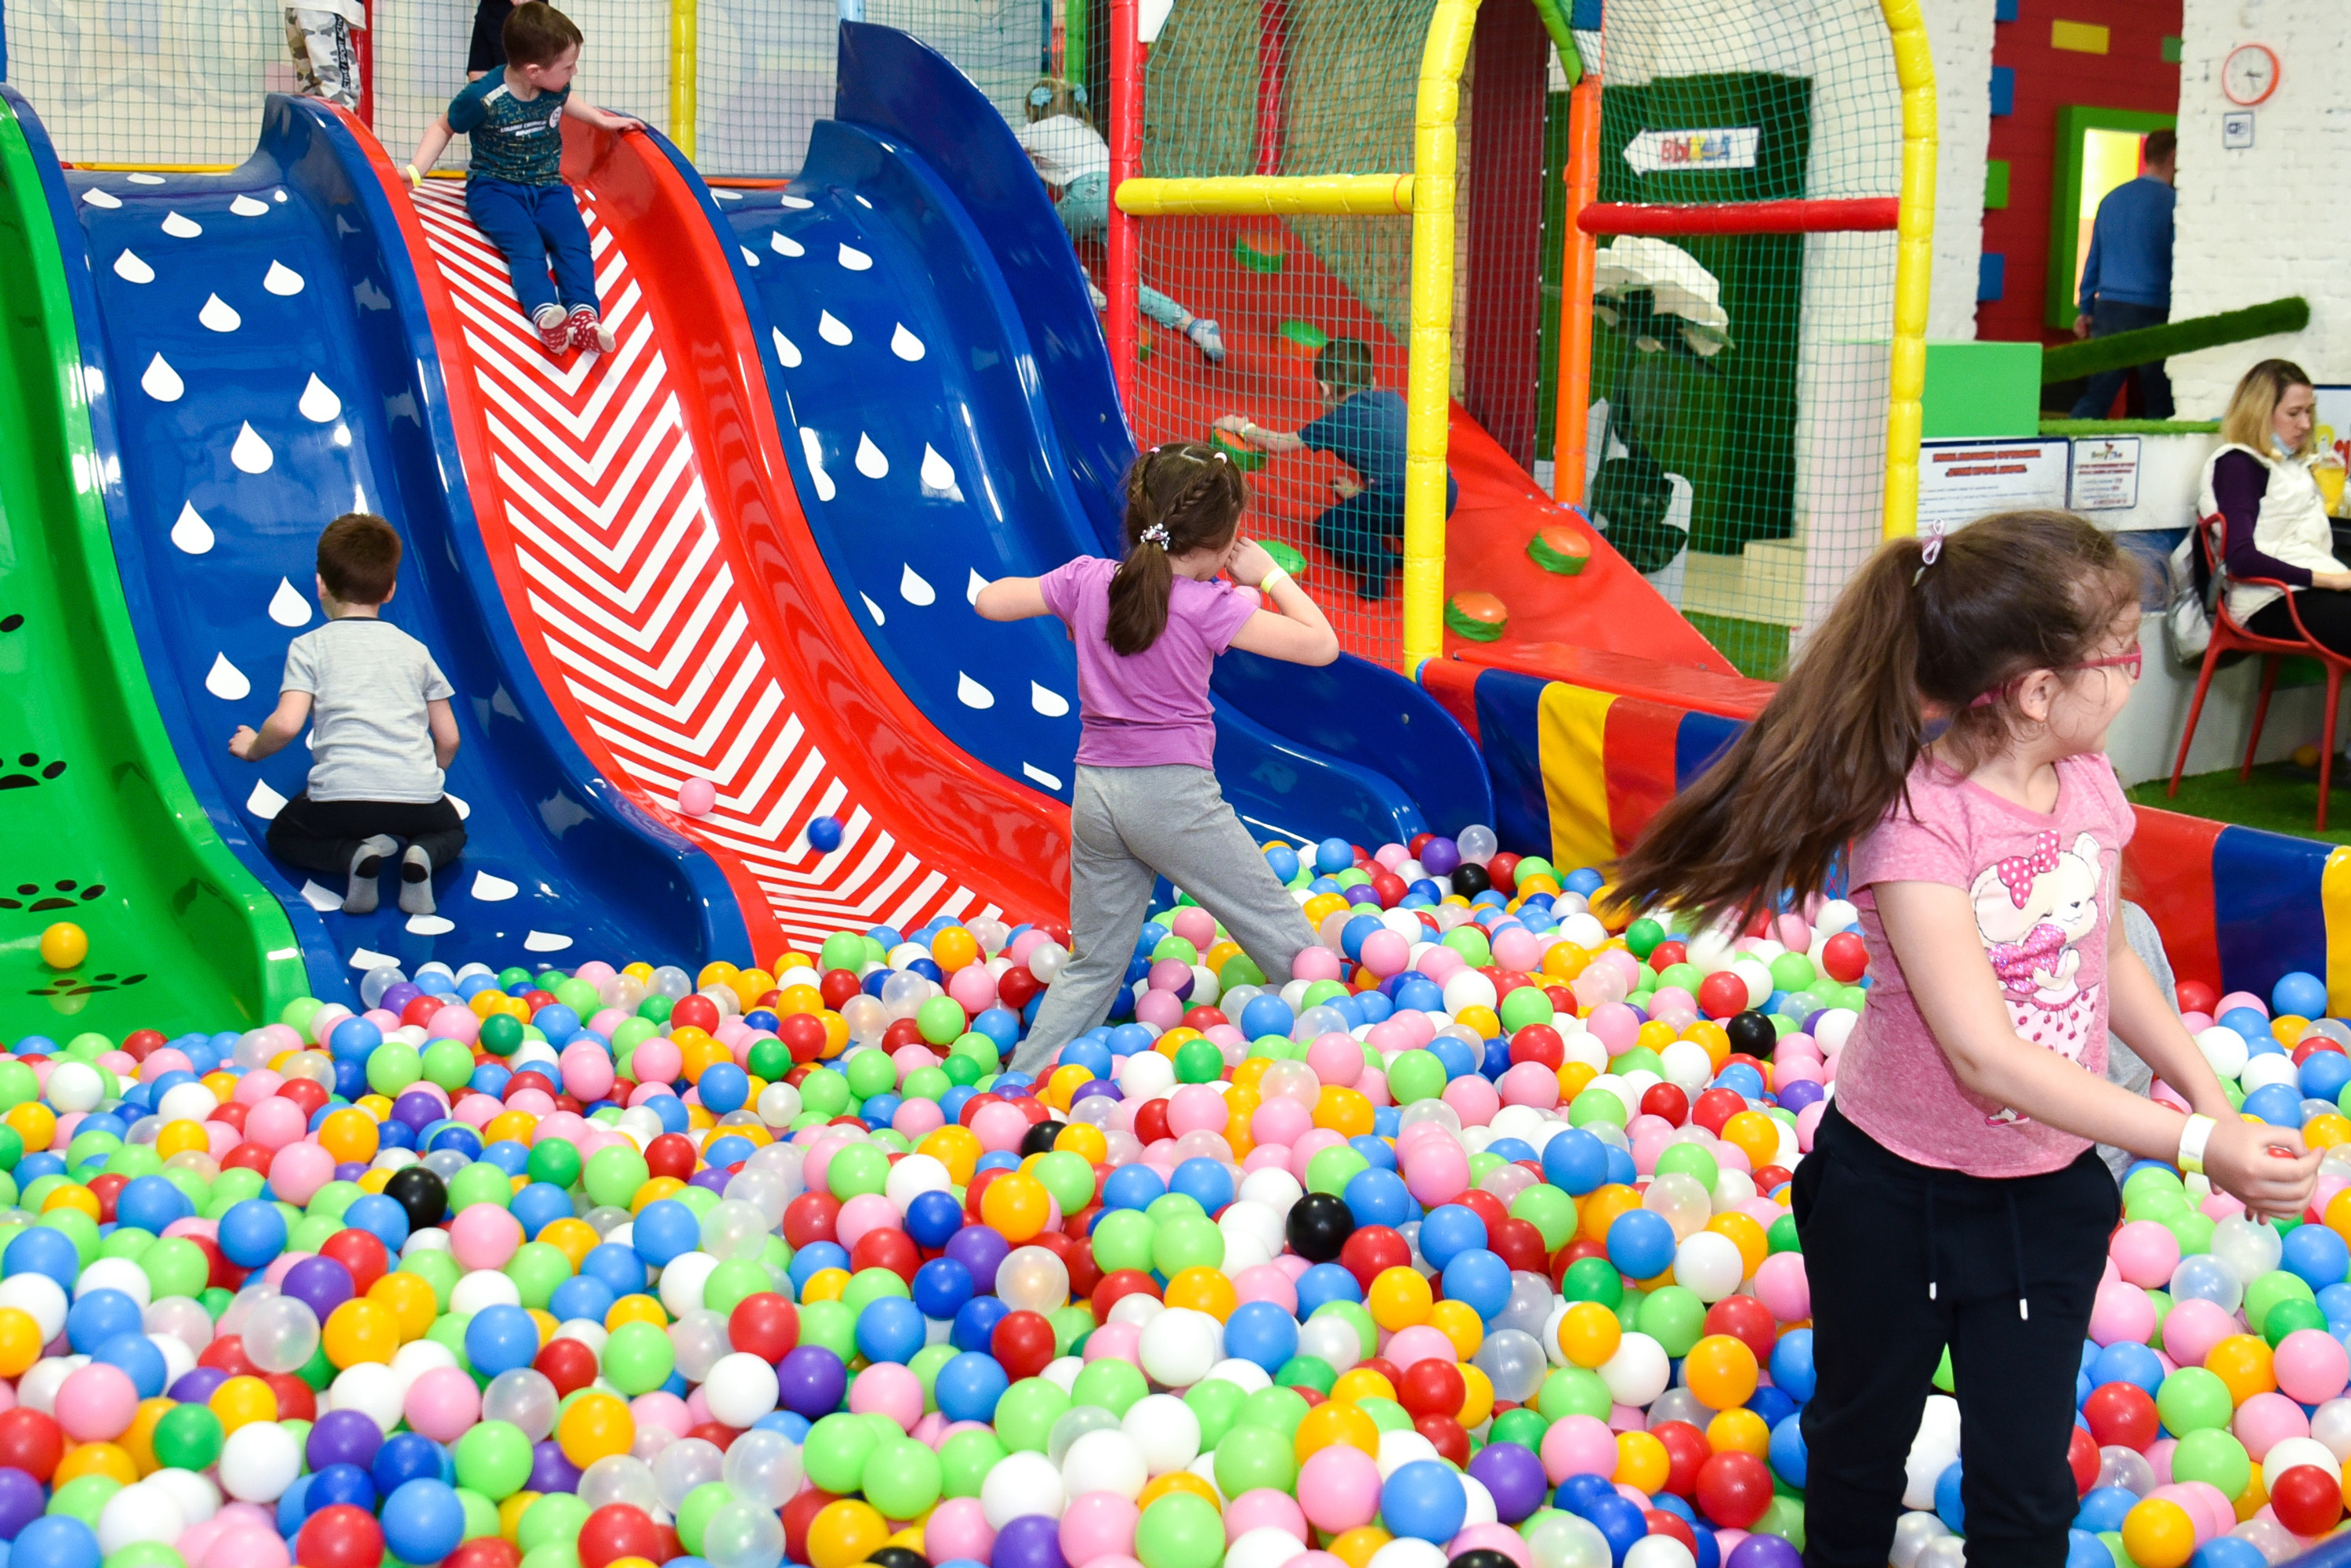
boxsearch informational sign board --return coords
[1918,439,2071,538]
[2068,436,2142,512]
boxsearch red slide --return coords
[361,124,1071,957]
[1129,214,1734,676]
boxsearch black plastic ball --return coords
[1450,864,1492,898]
[1019,1119,1063,1158]
[382,1165,447,1230]
[1284,1190,1357,1262]
[1726,1009,1778,1059]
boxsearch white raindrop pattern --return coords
[246,780,288,818]
[817,311,852,346]
[140,354,183,402]
[899,566,934,607]
[267,578,313,627]
[861,594,887,627]
[205,654,250,701]
[298,375,342,422]
[770,232,804,258]
[264,262,305,296]
[854,434,888,479]
[890,324,925,361]
[198,294,241,332]
[471,871,519,903]
[838,244,873,271]
[161,211,202,238]
[230,194,271,217]
[82,187,121,210]
[230,423,273,474]
[171,503,214,555]
[114,250,154,284]
[957,672,994,709]
[772,328,802,368]
[1031,683,1070,718]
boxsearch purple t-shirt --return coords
[1837,751,2135,1178]
[1038,556,1258,770]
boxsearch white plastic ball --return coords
[148,1331,196,1392]
[1375,1429,1441,1479]
[1118,1052,1176,1100]
[219,1420,302,1501]
[1623,1538,1695,1568]
[156,1082,219,1124]
[1915,1535,1969,1568]
[450,1269,523,1316]
[1889,1510,1951,1568]
[1061,1428,1149,1499]
[146,1466,219,1524]
[1219,1200,1284,1258]
[1202,1357,1273,1392]
[389,1338,458,1392]
[2311,1397,2351,1461]
[1460,1472,1498,1527]
[1442,971,1499,1015]
[2194,1026,2250,1081]
[1599,1331,1671,1406]
[328,1363,404,1432]
[0,1275,67,1342]
[1297,1313,1362,1373]
[1121,1393,1201,1475]
[47,1061,103,1113]
[2240,1054,2299,1095]
[1658,1041,1715,1096]
[96,1481,184,1553]
[1138,1308,1222,1388]
[1672,1232,1745,1302]
[2264,1435,2342,1494]
[658,1252,719,1317]
[1237,1169,1303,1214]
[16,1356,82,1414]
[980,1449,1066,1526]
[1228,1527,1310,1568]
[1041,1356,1083,1395]
[75,1256,152,1308]
[1367,1537,1449,1568]
[704,1353,781,1429]
[1108,1294,1165,1329]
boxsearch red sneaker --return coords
[568,305,614,355]
[533,305,570,356]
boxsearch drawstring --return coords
[1925,1171,1937,1302]
[2006,1189,2030,1321]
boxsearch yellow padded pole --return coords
[1880,0,1936,538]
[1114,174,1415,216]
[670,0,697,161]
[1400,0,1481,672]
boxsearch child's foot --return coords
[398,846,437,915]
[1186,318,1226,364]
[533,304,570,357]
[346,835,397,914]
[1355,573,1391,602]
[568,305,614,355]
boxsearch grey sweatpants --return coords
[1012,763,1319,1074]
[2098,900,2173,1182]
[1057,172,1198,332]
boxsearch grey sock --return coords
[398,845,436,915]
[345,835,397,914]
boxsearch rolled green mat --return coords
[2042,296,2307,383]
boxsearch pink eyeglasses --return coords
[1966,649,2143,708]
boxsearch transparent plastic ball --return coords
[650,966,694,1001]
[1456,824,1498,865]
[1642,1173,1712,1244]
[1046,1404,1123,1467]
[719,1429,804,1508]
[702,1500,787,1568]
[241,1295,320,1375]
[2096,1443,2156,1497]
[580,1454,661,1513]
[480,1368,559,1441]
[1472,1327,1547,1403]
[997,1246,1072,1315]
[654,1436,726,1510]
[698,1200,770,1262]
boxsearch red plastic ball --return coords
[1457,1190,1509,1235]
[685,1421,742,1450]
[1639,1083,1690,1127]
[1643,1511,1698,1559]
[1181,1006,1228,1034]
[2175,980,2219,1018]
[669,995,721,1034]
[1132,1099,1172,1146]
[1486,853,1520,894]
[2067,1422,2099,1497]
[579,1504,666,1568]
[881,1019,927,1053]
[819,970,863,1010]
[2272,1464,2344,1537]
[2081,1382,2159,1451]
[998,968,1041,1012]
[534,1334,600,1397]
[1339,1226,1411,1291]
[209,1102,250,1135]
[990,1310,1057,1382]
[1691,1088,1749,1137]
[295,1504,385,1568]
[1820,931,1870,985]
[782,1193,842,1248]
[87,1172,127,1222]
[1693,1450,1773,1529]
[446,1541,523,1568]
[400,996,444,1030]
[1092,1270,1161,1320]
[1413,1413,1469,1466]
[320,1229,389,1294]
[1509,1026,1565,1070]
[0,1408,63,1481]
[849,1227,920,1284]
[1651,1420,1709,1497]
[223,1142,274,1175]
[1702,1295,1777,1363]
[263,1372,317,1421]
[1396,1359,1465,1420]
[199,1334,255,1375]
[278,1077,329,1117]
[728,1294,801,1363]
[782,1490,839,1567]
[1697,971,1751,1021]
[645,1133,698,1182]
[1490,1217,1549,1274]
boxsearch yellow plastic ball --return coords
[2121,1497,2197,1568]
[806,1500,890,1568]
[54,1441,138,1487]
[1367,1266,1433,1331]
[209,1375,277,1434]
[1328,1368,1396,1406]
[1313,1086,1374,1139]
[323,1298,400,1367]
[1162,1266,1237,1322]
[1719,1111,1780,1171]
[1293,1400,1380,1462]
[0,1309,42,1378]
[1328,1528,1393,1568]
[2206,1334,2277,1406]
[154,1120,210,1159]
[1455,1363,1495,1429]
[120,1397,176,1475]
[1426,1298,1484,1359]
[1707,1213,1770,1280]
[1556,1301,1622,1369]
[557,1391,636,1468]
[317,1107,379,1165]
[918,1126,982,1186]
[1683,1334,1761,1411]
[38,922,89,969]
[1052,1122,1108,1164]
[979,1172,1050,1242]
[368,1271,441,1342]
[1613,1430,1669,1493]
[1704,1407,1771,1458]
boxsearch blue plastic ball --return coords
[2273,972,2329,1021]
[371,1432,445,1494]
[380,1479,466,1565]
[1417,1204,1488,1269]
[807,816,844,852]
[1769,1328,1816,1403]
[1342,1167,1412,1230]
[92,1331,167,1399]
[904,1190,965,1250]
[699,1063,750,1115]
[933,1349,1009,1423]
[1440,1249,1512,1321]
[464,1304,541,1378]
[1934,1457,1965,1533]
[2284,1221,2351,1292]
[632,1200,703,1267]
[1604,1208,1676,1280]
[67,1288,144,1354]
[1169,1157,1234,1215]
[1223,1301,1300,1374]
[1379,1460,1468,1542]
[1541,1128,1608,1195]
[2301,1049,2351,1105]
[1767,1413,1806,1487]
[854,1297,926,1365]
[114,1174,193,1235]
[1294,1262,1362,1316]
[1315,838,1355,875]
[14,1516,100,1568]
[2074,1486,2135,1534]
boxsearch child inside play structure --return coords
[1016,78,1225,365]
[402,3,643,358]
[1215,337,1458,601]
[228,514,466,918]
[1610,509,2318,1567]
[973,442,1338,1071]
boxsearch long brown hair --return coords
[1106,442,1246,656]
[1611,509,2142,929]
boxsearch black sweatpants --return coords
[2249,588,2351,659]
[266,793,466,878]
[1791,1103,2118,1568]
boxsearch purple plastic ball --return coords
[306,1407,386,1472]
[991,1514,1067,1568]
[528,1439,582,1494]
[1777,1078,1826,1115]
[944,1225,1009,1294]
[379,983,423,1016]
[0,1467,42,1540]
[169,1367,229,1405]
[777,1345,849,1418]
[282,1255,357,1317]
[1465,1439,1547,1523]
[1421,837,1462,876]
[392,1091,444,1132]
[1726,1537,1803,1568]
[686,1167,733,1196]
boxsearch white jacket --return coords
[2198,442,2344,625]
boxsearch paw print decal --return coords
[0,753,67,790]
[29,970,147,1001]
[0,881,105,912]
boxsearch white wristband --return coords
[1259,566,1290,594]
[2178,1113,2216,1176]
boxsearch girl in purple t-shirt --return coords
[976,442,1341,1072]
[1612,509,2317,1567]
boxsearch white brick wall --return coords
[1922,0,1994,342]
[2169,0,2349,415]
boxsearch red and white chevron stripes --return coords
[404,180,996,950]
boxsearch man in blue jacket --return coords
[2070,129,2176,419]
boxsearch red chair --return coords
[2169,509,2351,829]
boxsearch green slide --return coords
[0,94,306,1038]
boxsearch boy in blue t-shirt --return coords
[403,3,643,358]
[1214,339,1457,600]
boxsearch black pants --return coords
[266,793,466,877]
[2249,588,2351,659]
[2070,299,2172,419]
[467,0,516,73]
[1792,1104,2118,1568]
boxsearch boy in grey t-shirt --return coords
[230,514,465,915]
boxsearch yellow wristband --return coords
[404,164,422,189]
[2178,1113,2216,1176]
[1259,566,1291,594]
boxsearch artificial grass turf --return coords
[2125,762,2351,847]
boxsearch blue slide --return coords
[684,24,1491,849]
[27,92,748,1003]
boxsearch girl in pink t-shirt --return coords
[976,442,1342,1072]
[1614,509,2317,1567]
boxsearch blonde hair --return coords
[2220,357,2317,458]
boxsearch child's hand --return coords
[229,726,259,761]
[2203,1117,2321,1222]
[614,116,647,134]
[1331,475,1364,501]
[1211,415,1250,437]
[1226,539,1277,588]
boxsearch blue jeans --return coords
[1057,171,1194,331]
[2070,298,2172,419]
[1314,476,1458,590]
[467,177,598,320]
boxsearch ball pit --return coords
[3,826,2349,1568]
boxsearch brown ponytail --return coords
[1105,442,1247,656]
[1611,509,2142,929]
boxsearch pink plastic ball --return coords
[1360,931,1410,980]
[849,1362,924,1432]
[205,1526,294,1568]
[1491,930,1541,974]
[835,1194,900,1253]
[677,777,717,816]
[449,1204,524,1271]
[243,1097,307,1152]
[404,1365,482,1443]
[1292,947,1344,985]
[632,1038,683,1085]
[424,1005,480,1045]
[1447,1525,1531,1568]
[1440,1075,1500,1128]
[1082,1323,1142,1367]
[1304,1035,1364,1088]
[2233,1392,2309,1461]
[1296,1443,1382,1533]
[971,1101,1031,1153]
[1170,907,1218,951]
[266,1142,335,1206]
[893,1100,947,1140]
[1541,1414,1618,1482]
[1166,1085,1229,1138]
[1223,1490,1307,1544]
[1495,1062,1559,1109]
[1401,1141,1469,1206]
[1585,1005,1641,1056]
[2277,1329,2351,1406]
[1752,1252,1810,1323]
[929,1498,996,1564]
[1385,1325,1456,1370]
[2110,1221,2183,1291]
[54,1361,139,1441]
[1133,990,1184,1030]
[1061,1493,1140,1564]
[1231,1265,1299,1314]
[2161,1297,2237,1368]
[1252,1098,1313,1147]
[950,965,998,1013]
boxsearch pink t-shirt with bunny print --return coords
[1835,751,2135,1177]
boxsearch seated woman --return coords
[2203,357,2351,650]
[1015,78,1223,364]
